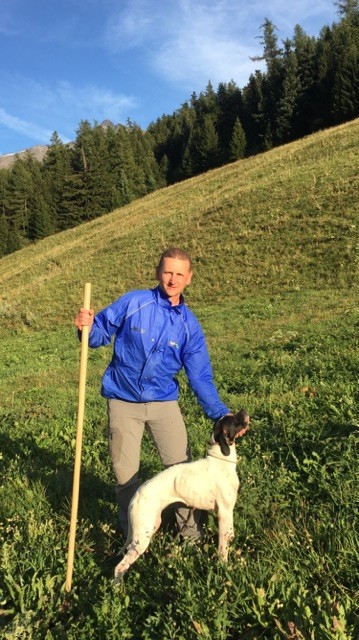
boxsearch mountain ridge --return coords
[0,120,117,169]
[0,144,49,169]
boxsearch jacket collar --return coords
[153,285,185,311]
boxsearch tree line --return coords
[0,1,358,257]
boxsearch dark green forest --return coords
[1,2,358,257]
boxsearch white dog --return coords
[114,409,249,581]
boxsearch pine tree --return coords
[72,120,114,222]
[229,117,247,160]
[28,192,54,241]
[180,143,193,179]
[148,103,196,184]
[158,153,169,186]
[5,157,33,247]
[0,211,8,257]
[6,222,23,253]
[190,114,220,174]
[331,17,359,122]
[335,0,359,18]
[292,25,317,136]
[27,158,54,241]
[107,124,136,205]
[42,131,73,232]
[216,81,244,163]
[242,71,266,153]
[312,26,335,129]
[194,81,218,119]
[252,18,284,147]
[128,121,160,197]
[276,39,301,142]
[57,172,85,230]
[252,18,283,70]
[0,170,9,256]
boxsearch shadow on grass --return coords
[0,412,184,580]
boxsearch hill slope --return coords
[0,118,357,336]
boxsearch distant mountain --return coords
[0,120,117,170]
[0,144,49,170]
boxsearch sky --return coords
[0,0,339,156]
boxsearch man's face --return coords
[156,257,193,305]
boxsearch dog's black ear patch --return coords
[213,415,232,456]
[218,431,231,456]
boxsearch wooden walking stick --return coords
[65,282,92,592]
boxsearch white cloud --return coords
[104,0,154,51]
[0,0,338,152]
[55,81,137,122]
[150,2,266,88]
[0,107,64,145]
[103,0,266,87]
[0,72,137,144]
[103,0,337,88]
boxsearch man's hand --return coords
[224,410,250,438]
[236,411,250,438]
[236,426,249,438]
[74,308,95,331]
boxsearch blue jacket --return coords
[87,286,230,421]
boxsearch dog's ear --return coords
[213,415,233,456]
[217,430,231,456]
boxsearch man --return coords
[75,247,236,539]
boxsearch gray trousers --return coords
[107,398,202,538]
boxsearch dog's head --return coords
[213,409,250,456]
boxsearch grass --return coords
[0,119,358,638]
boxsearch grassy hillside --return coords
[0,118,357,326]
[0,119,358,639]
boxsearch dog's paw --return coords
[114,568,125,585]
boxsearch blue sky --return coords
[0,0,339,156]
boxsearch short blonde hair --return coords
[157,247,192,270]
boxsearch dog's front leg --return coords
[217,508,234,562]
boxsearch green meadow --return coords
[0,119,358,639]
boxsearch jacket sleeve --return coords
[182,319,230,421]
[86,295,129,348]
